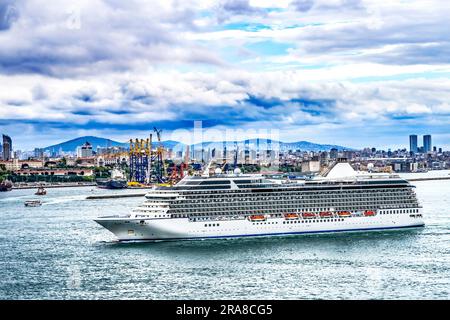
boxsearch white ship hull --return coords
[95,210,424,242]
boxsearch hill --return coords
[191,139,349,152]
[43,136,127,153]
[43,136,184,153]
[42,136,350,153]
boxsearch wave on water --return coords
[42,195,88,205]
[0,195,31,202]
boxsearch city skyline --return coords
[1,1,450,150]
[1,131,446,157]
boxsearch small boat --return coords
[35,186,47,195]
[248,215,266,222]
[0,180,13,192]
[24,200,42,207]
[97,168,128,189]
[364,210,376,217]
[337,211,352,217]
[302,212,316,219]
[319,211,333,218]
[284,213,299,219]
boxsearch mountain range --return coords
[43,136,351,153]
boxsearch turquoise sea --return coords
[1,180,449,299]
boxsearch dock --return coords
[86,193,147,199]
[408,176,450,182]
[13,183,97,189]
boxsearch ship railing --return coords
[188,215,247,222]
[97,214,131,219]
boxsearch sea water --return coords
[0,180,449,299]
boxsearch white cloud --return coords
[1,0,450,150]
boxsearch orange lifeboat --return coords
[302,212,316,219]
[249,215,266,222]
[284,213,299,219]
[319,211,333,218]
[337,211,351,217]
[364,210,376,217]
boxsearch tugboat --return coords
[0,180,13,192]
[35,185,47,195]
[96,168,128,189]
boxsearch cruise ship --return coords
[94,162,424,241]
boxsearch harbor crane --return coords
[153,127,166,183]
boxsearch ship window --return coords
[204,224,207,227]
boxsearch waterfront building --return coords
[2,134,12,161]
[0,159,19,171]
[409,135,418,153]
[423,135,432,153]
[76,157,96,167]
[96,154,129,167]
[15,168,94,177]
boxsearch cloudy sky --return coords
[1,0,450,150]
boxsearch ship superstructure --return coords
[95,163,424,241]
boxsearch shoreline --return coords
[11,183,154,190]
[12,183,96,189]
[7,174,450,195]
[408,176,450,181]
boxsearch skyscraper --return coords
[76,141,93,158]
[409,135,418,153]
[423,135,432,153]
[2,134,12,161]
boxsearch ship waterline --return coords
[95,213,424,241]
[95,163,425,241]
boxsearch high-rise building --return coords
[330,148,338,159]
[2,134,12,160]
[423,135,432,153]
[409,135,418,153]
[34,148,44,159]
[76,141,93,158]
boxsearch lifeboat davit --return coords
[302,212,316,219]
[284,213,299,219]
[249,215,266,222]
[337,211,351,217]
[364,210,376,217]
[319,211,333,218]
